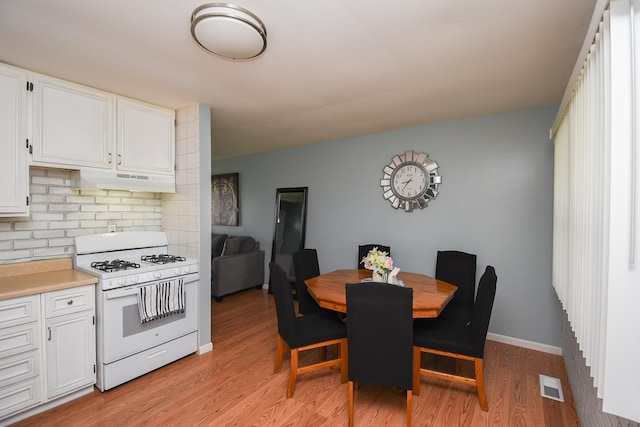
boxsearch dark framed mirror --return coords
[270,187,308,289]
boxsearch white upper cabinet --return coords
[30,73,175,177]
[31,74,113,169]
[117,97,175,175]
[0,63,29,217]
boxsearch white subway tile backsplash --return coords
[14,221,49,231]
[47,204,81,212]
[121,212,145,220]
[49,221,80,229]
[32,247,68,257]
[33,230,65,239]
[31,175,67,186]
[0,168,163,264]
[30,194,65,203]
[107,205,133,212]
[81,205,109,212]
[67,212,101,221]
[14,239,48,249]
[0,250,31,261]
[30,213,65,221]
[1,231,31,240]
[49,238,74,247]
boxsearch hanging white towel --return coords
[137,279,185,323]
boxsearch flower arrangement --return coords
[360,247,394,278]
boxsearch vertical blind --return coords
[552,11,610,397]
[552,0,640,421]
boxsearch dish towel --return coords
[137,279,185,323]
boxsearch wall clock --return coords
[380,150,442,212]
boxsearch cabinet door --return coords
[117,97,175,174]
[32,74,113,169]
[0,63,28,217]
[45,311,95,399]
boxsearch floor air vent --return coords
[539,374,564,402]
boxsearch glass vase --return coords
[372,272,387,283]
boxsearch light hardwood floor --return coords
[14,288,580,426]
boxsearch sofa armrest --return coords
[211,250,265,298]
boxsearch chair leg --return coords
[287,348,299,398]
[412,347,422,396]
[274,335,285,373]
[474,357,488,411]
[406,389,412,427]
[348,380,355,427]
[340,339,348,383]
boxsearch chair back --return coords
[470,265,497,357]
[269,262,299,346]
[435,250,477,309]
[358,244,391,269]
[346,282,413,390]
[292,249,322,315]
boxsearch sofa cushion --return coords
[211,233,228,258]
[238,236,257,253]
[222,237,242,255]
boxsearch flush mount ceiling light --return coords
[191,3,267,60]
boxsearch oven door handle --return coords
[105,286,141,299]
[104,273,200,299]
[103,275,198,300]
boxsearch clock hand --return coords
[402,179,413,190]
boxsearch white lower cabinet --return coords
[0,285,96,423]
[45,310,95,399]
[0,295,42,419]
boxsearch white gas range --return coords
[74,231,199,391]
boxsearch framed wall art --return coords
[212,173,239,226]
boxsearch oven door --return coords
[98,273,198,364]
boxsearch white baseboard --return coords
[262,283,268,289]
[198,342,213,354]
[487,332,562,355]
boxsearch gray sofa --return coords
[211,233,265,302]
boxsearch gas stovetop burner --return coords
[141,254,187,264]
[91,260,141,272]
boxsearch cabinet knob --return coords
[67,300,74,305]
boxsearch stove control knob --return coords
[118,278,126,286]
[154,271,162,279]
[131,276,139,284]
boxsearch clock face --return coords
[392,164,427,198]
[380,150,441,212]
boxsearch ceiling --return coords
[0,1,595,160]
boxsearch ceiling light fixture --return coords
[191,3,267,60]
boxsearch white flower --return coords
[360,247,393,275]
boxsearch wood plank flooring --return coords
[13,288,580,426]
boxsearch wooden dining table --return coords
[305,269,457,318]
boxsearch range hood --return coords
[70,169,175,193]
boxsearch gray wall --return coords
[212,105,562,347]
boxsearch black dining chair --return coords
[346,282,413,427]
[413,265,497,411]
[358,244,391,269]
[269,262,348,398]
[435,250,477,324]
[292,248,325,315]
